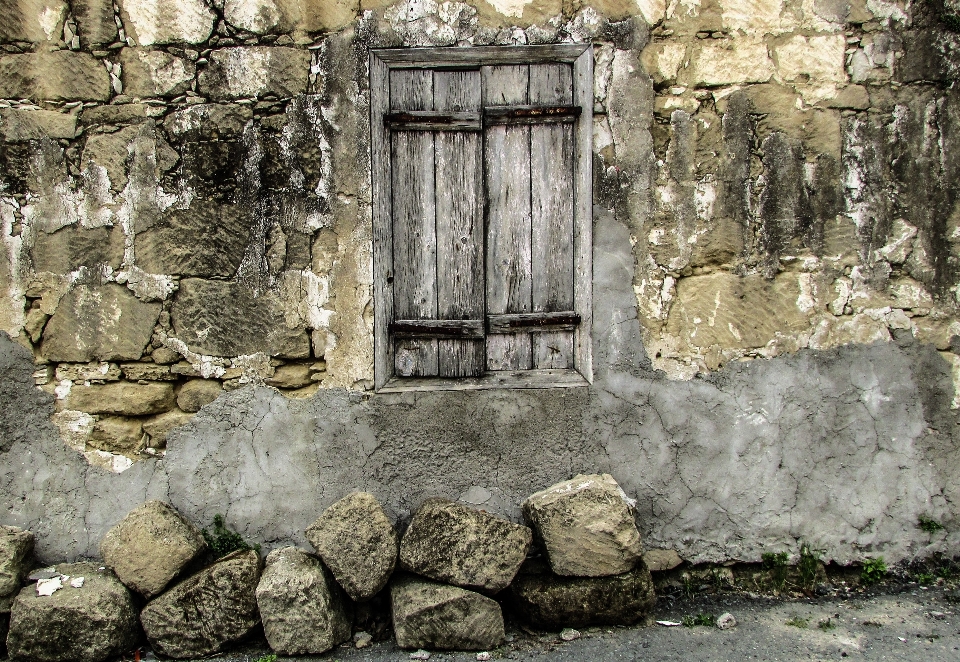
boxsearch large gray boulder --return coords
[255,547,351,655]
[399,498,531,593]
[99,501,208,598]
[0,525,34,597]
[305,492,398,601]
[140,550,261,659]
[522,474,644,577]
[391,575,504,651]
[507,559,656,628]
[6,563,139,662]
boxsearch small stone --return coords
[27,568,59,582]
[255,547,351,655]
[67,382,176,416]
[140,550,261,658]
[88,416,144,454]
[0,526,34,597]
[99,501,208,598]
[265,363,313,389]
[560,628,581,641]
[150,346,180,364]
[643,549,683,572]
[305,492,399,602]
[176,379,223,413]
[6,563,139,662]
[55,362,122,382]
[476,653,491,661]
[522,474,643,577]
[392,575,504,652]
[410,651,431,660]
[399,498,532,593]
[353,631,373,648]
[142,409,194,446]
[716,612,737,629]
[120,362,176,381]
[35,577,62,597]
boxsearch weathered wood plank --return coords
[484,104,580,125]
[387,111,482,131]
[487,311,580,333]
[391,68,438,376]
[391,318,484,338]
[530,63,575,369]
[483,64,532,371]
[371,54,393,390]
[572,48,593,383]
[435,69,485,376]
[379,368,589,393]
[376,45,589,68]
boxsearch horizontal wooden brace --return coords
[390,319,485,339]
[487,311,581,333]
[484,105,581,125]
[387,111,482,131]
[374,44,590,68]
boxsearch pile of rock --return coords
[0,473,656,659]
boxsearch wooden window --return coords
[371,45,592,392]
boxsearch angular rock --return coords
[522,474,643,577]
[163,104,253,141]
[255,547,351,655]
[0,51,111,102]
[689,38,773,87]
[120,362,175,381]
[265,363,314,389]
[55,362,121,383]
[120,0,216,46]
[305,492,398,601]
[176,379,223,413]
[171,279,311,358]
[507,560,656,628]
[41,284,161,363]
[150,346,181,364]
[223,0,357,34]
[0,109,77,142]
[80,104,150,126]
[31,225,125,274]
[140,549,261,658]
[142,408,194,445]
[0,525,34,598]
[399,498,531,593]
[391,575,504,651]
[73,0,118,46]
[198,47,311,100]
[88,416,145,454]
[100,501,207,598]
[643,549,683,572]
[6,563,139,662]
[67,382,176,416]
[120,49,197,98]
[0,0,66,43]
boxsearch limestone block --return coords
[635,0,667,24]
[255,547,351,655]
[719,0,789,33]
[163,104,253,141]
[150,346,180,364]
[0,51,111,102]
[305,492,398,601]
[135,204,251,278]
[820,84,870,110]
[774,34,846,83]
[31,225,125,274]
[0,109,77,141]
[82,125,148,191]
[100,501,208,598]
[88,416,144,454]
[41,284,161,363]
[6,563,139,662]
[176,379,223,413]
[55,362,121,382]
[223,0,358,34]
[141,550,261,658]
[73,0,118,46]
[643,549,683,572]
[640,42,686,84]
[120,49,196,98]
[142,408,194,444]
[0,526,33,598]
[198,47,311,100]
[66,382,176,416]
[0,0,67,43]
[399,498,531,593]
[265,363,313,389]
[812,0,851,23]
[391,575,504,651]
[120,0,216,46]
[689,38,773,87]
[522,474,643,578]
[81,104,150,126]
[170,278,311,358]
[120,362,175,381]
[507,561,656,628]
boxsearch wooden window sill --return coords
[377,369,589,393]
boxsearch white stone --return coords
[635,0,667,24]
[36,576,63,596]
[224,0,282,33]
[775,34,846,83]
[485,0,533,18]
[690,39,773,87]
[716,612,737,629]
[642,42,686,83]
[121,0,216,45]
[560,628,581,641]
[719,0,786,33]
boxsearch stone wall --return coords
[1,0,959,567]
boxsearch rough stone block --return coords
[0,109,77,142]
[170,278,311,358]
[265,363,314,388]
[391,575,504,651]
[88,416,144,454]
[255,547,351,655]
[643,549,683,572]
[100,501,208,598]
[6,563,139,662]
[41,284,161,363]
[522,474,643,577]
[0,525,33,598]
[120,48,196,98]
[689,38,773,87]
[0,0,67,43]
[120,362,175,381]
[73,0,118,46]
[820,84,871,110]
[66,381,176,416]
[774,34,846,83]
[198,47,311,100]
[507,560,656,628]
[56,362,121,382]
[83,124,171,192]
[0,51,111,102]
[176,379,223,413]
[719,0,788,33]
[163,104,253,141]
[31,225,125,274]
[120,0,215,46]
[140,549,261,659]
[142,408,194,444]
[305,492,398,602]
[399,498,531,593]
[223,0,357,34]
[81,104,150,126]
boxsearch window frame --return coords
[370,44,593,392]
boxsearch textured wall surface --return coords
[1,0,960,566]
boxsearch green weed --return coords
[202,514,261,559]
[253,655,277,662]
[916,573,936,586]
[817,618,836,630]
[918,515,944,534]
[860,557,887,585]
[798,542,824,590]
[785,616,809,629]
[763,551,790,592]
[682,613,715,627]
